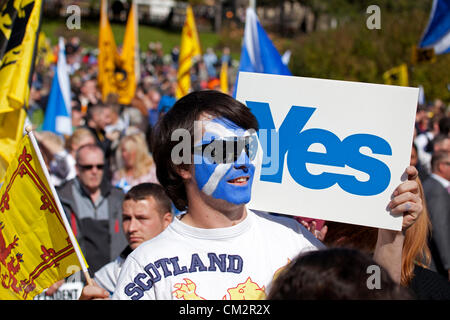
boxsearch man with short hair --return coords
[81,90,423,300]
[85,103,114,181]
[423,150,450,280]
[57,144,127,275]
[93,183,173,296]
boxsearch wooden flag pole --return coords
[25,126,94,286]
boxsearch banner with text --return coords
[236,72,418,231]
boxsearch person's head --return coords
[75,144,105,193]
[267,248,412,300]
[323,177,432,288]
[122,183,173,249]
[71,100,83,128]
[432,134,450,153]
[438,116,450,136]
[117,133,154,177]
[87,103,113,130]
[431,150,450,180]
[151,90,259,211]
[67,127,96,157]
[80,79,97,96]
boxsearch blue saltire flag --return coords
[419,0,450,54]
[233,7,292,97]
[42,37,72,136]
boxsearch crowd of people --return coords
[28,36,450,300]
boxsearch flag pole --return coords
[25,126,94,286]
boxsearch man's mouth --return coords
[227,176,249,185]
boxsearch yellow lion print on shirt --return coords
[172,259,291,300]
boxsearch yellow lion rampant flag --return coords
[382,64,409,87]
[176,5,201,99]
[117,0,139,105]
[97,0,120,102]
[0,134,85,300]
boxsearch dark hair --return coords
[431,150,449,172]
[151,90,259,211]
[124,183,173,215]
[267,248,412,300]
[438,116,450,136]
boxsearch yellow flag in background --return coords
[98,0,120,102]
[383,64,409,86]
[176,5,201,99]
[0,0,42,181]
[37,32,55,68]
[0,134,84,300]
[220,61,229,94]
[117,1,139,105]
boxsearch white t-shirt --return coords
[112,209,325,300]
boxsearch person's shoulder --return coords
[95,259,117,279]
[250,210,326,249]
[126,227,175,263]
[109,185,125,197]
[251,210,301,231]
[422,175,440,189]
[423,175,447,194]
[411,265,450,300]
[56,178,76,200]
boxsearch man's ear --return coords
[163,212,173,228]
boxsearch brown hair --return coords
[401,177,431,286]
[124,183,173,216]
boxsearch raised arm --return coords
[373,166,422,283]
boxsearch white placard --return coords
[236,72,418,231]
[33,281,84,300]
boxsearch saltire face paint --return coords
[193,117,258,205]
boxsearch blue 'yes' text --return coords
[246,101,392,196]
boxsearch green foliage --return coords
[288,6,450,102]
[40,18,220,55]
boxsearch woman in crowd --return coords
[112,133,158,191]
[320,178,450,299]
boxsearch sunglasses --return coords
[77,163,105,171]
[194,136,258,164]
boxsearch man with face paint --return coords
[80,90,422,300]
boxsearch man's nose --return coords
[234,149,250,171]
[129,217,139,232]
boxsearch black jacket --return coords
[57,178,127,275]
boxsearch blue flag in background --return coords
[233,8,292,97]
[419,0,450,54]
[42,37,72,136]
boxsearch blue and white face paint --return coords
[193,117,258,205]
